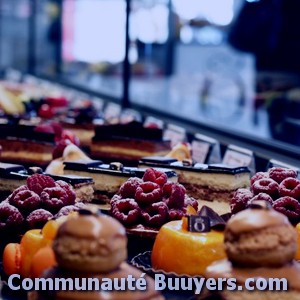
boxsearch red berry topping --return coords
[61,130,80,146]
[248,193,273,206]
[269,167,297,184]
[6,185,29,202]
[0,203,24,229]
[142,168,167,186]
[38,104,54,119]
[230,188,253,214]
[141,202,168,227]
[273,196,300,223]
[27,174,56,196]
[135,182,162,206]
[119,177,143,198]
[279,178,300,200]
[163,183,186,209]
[55,181,76,204]
[250,172,268,186]
[26,209,53,229]
[168,209,185,221]
[41,187,70,213]
[111,199,141,225]
[252,178,279,198]
[9,190,41,211]
[183,195,199,211]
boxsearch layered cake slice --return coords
[46,174,94,203]
[63,160,177,203]
[0,124,55,166]
[90,121,171,163]
[139,157,250,214]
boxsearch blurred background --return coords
[0,0,299,155]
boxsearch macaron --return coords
[53,211,127,273]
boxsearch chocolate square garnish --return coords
[188,216,210,232]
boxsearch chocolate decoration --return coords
[139,156,178,165]
[93,121,164,141]
[182,159,193,167]
[0,162,26,176]
[169,161,249,174]
[0,124,55,143]
[188,215,210,232]
[63,160,103,171]
[198,205,227,229]
[28,166,44,174]
[48,174,94,185]
[110,162,124,171]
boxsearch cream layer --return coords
[177,170,250,190]
[64,170,128,193]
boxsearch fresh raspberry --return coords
[135,182,162,206]
[119,177,143,198]
[168,209,185,221]
[55,180,76,204]
[141,202,168,227]
[111,199,141,225]
[26,209,53,229]
[279,178,300,200]
[273,196,300,223]
[248,193,273,206]
[252,178,279,198]
[110,195,122,205]
[41,187,70,213]
[269,167,297,184]
[250,172,268,186]
[0,203,24,229]
[27,174,56,196]
[7,185,29,203]
[9,190,41,211]
[142,168,167,186]
[230,189,253,214]
[163,183,186,209]
[162,182,173,197]
[183,195,199,211]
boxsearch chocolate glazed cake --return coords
[90,121,171,164]
[139,157,250,214]
[0,124,55,166]
[63,160,177,203]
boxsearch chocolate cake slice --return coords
[90,121,171,163]
[63,160,177,203]
[139,157,250,203]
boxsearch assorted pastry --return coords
[110,168,198,230]
[0,173,84,233]
[151,206,227,276]
[204,201,300,299]
[91,121,171,163]
[29,209,164,300]
[230,167,300,223]
[139,157,251,214]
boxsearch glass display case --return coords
[0,0,299,165]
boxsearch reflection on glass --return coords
[61,0,126,98]
[0,0,30,72]
[129,0,277,142]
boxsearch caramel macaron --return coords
[225,201,297,267]
[53,211,127,273]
